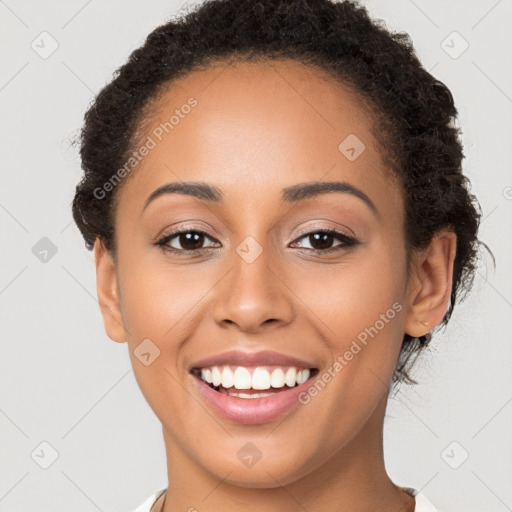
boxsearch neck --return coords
[159,393,415,512]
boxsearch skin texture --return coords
[94,60,456,512]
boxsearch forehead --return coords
[117,58,400,217]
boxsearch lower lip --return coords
[190,373,315,425]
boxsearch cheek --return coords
[299,249,403,327]
[117,241,216,341]
[118,256,218,419]
[287,250,406,430]
[289,245,407,371]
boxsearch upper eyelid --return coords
[292,225,354,240]
[157,226,356,248]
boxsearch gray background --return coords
[1,0,511,511]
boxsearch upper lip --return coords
[189,350,317,370]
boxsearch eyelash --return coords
[154,226,359,255]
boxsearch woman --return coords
[71,0,490,510]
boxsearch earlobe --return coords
[93,237,127,343]
[404,229,457,338]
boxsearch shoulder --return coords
[131,488,167,512]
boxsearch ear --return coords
[404,229,457,338]
[93,237,127,343]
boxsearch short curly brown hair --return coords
[71,0,493,387]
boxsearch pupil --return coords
[181,232,204,250]
[310,233,332,250]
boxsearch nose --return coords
[212,243,294,333]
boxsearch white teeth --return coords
[221,390,276,399]
[199,365,312,390]
[252,367,271,389]
[231,391,253,398]
[211,367,222,386]
[297,369,310,385]
[285,367,297,387]
[233,367,252,389]
[270,368,285,388]
[202,368,213,384]
[221,366,234,388]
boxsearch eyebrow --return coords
[281,181,378,216]
[142,180,378,217]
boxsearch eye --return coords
[290,228,359,253]
[154,227,220,253]
[154,226,359,255]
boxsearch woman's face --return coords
[96,59,432,486]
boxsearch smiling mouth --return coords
[190,365,319,398]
